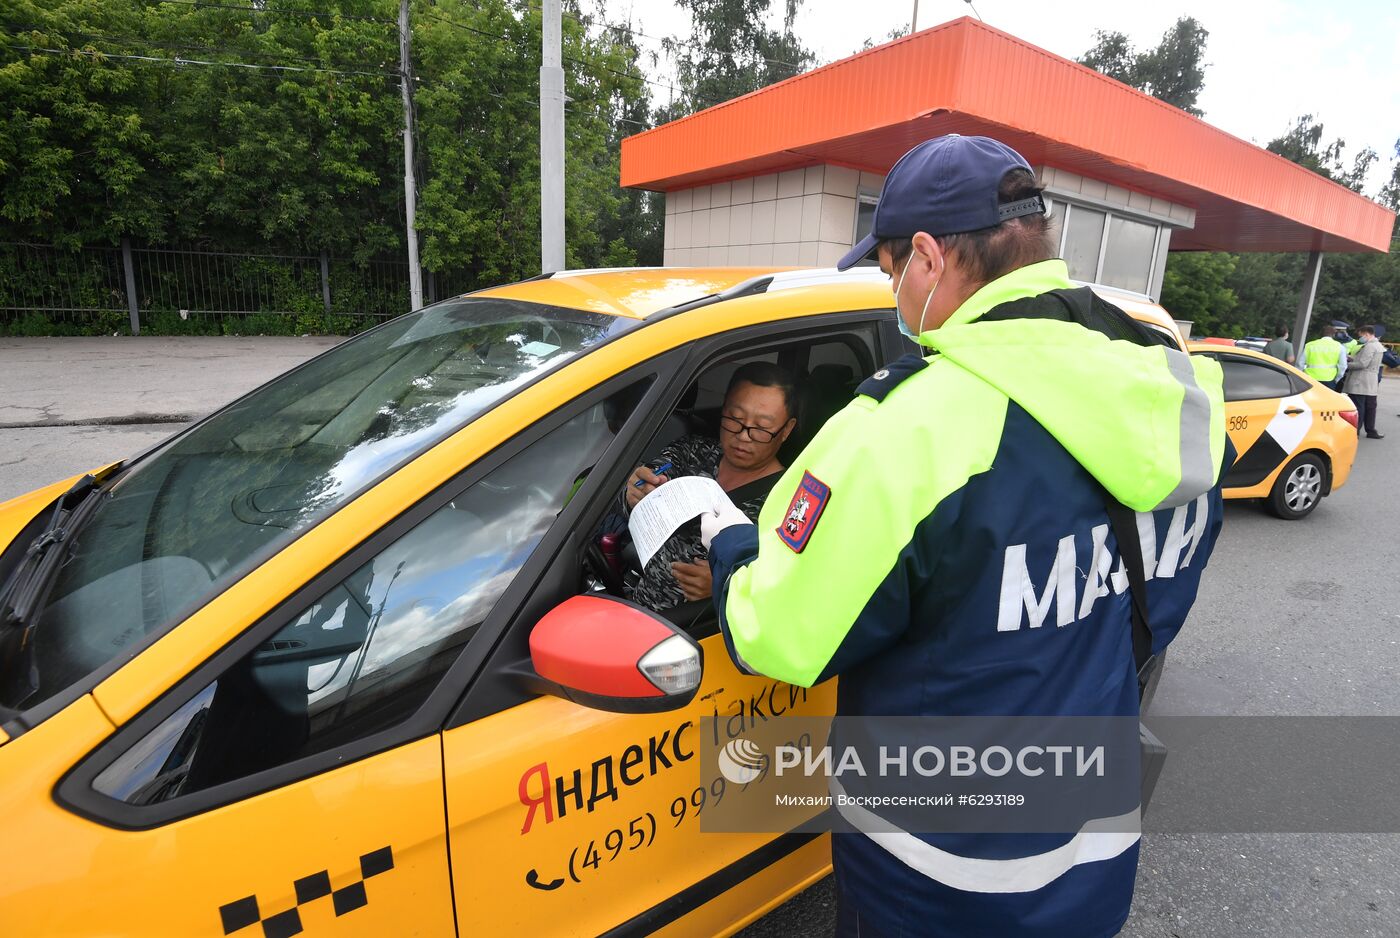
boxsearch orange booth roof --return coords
[621,17,1394,254]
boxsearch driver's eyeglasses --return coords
[719,414,785,443]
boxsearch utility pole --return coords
[399,0,423,310]
[910,0,919,33]
[540,0,566,273]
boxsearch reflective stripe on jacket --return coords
[1303,337,1341,382]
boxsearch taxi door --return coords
[436,319,894,935]
[441,639,833,936]
[1208,352,1312,491]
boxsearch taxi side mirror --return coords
[529,595,703,713]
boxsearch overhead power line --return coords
[555,6,671,49]
[551,3,806,73]
[415,9,662,90]
[10,8,800,123]
[11,25,394,70]
[4,41,646,127]
[5,44,395,79]
[414,71,649,128]
[153,0,395,24]
[417,3,675,97]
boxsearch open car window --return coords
[582,322,883,638]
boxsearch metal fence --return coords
[0,242,465,335]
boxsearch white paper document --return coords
[628,475,728,569]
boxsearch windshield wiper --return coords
[0,474,107,630]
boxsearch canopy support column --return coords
[1292,250,1324,350]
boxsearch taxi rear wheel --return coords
[1267,452,1326,520]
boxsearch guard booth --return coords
[620,17,1394,340]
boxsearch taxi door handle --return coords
[1284,407,1304,415]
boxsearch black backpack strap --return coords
[980,287,1177,350]
[979,285,1167,685]
[1102,494,1155,684]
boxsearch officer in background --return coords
[698,135,1230,937]
[1301,324,1347,390]
[1333,322,1361,384]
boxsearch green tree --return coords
[1078,30,1137,86]
[1266,114,1375,193]
[1160,251,1237,336]
[1,0,660,308]
[1081,24,1400,341]
[412,0,654,283]
[1079,16,1209,116]
[149,0,404,256]
[1,0,165,246]
[1380,139,1400,212]
[1251,116,1395,335]
[1,0,406,253]
[1227,252,1302,336]
[659,0,815,120]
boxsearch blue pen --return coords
[634,461,673,487]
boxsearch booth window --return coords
[1056,200,1167,295]
[852,193,880,263]
[1101,216,1158,294]
[1063,205,1107,281]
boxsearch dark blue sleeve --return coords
[708,523,760,674]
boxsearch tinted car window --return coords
[1219,356,1295,401]
[93,386,645,805]
[1,297,635,714]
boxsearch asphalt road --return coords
[2,337,1398,937]
[0,336,341,501]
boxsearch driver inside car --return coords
[619,362,797,611]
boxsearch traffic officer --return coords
[698,135,1230,938]
[1301,324,1346,390]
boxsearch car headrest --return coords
[780,364,856,464]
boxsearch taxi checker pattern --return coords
[218,846,394,938]
[1223,393,1315,488]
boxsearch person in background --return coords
[1300,324,1347,391]
[620,362,797,611]
[1342,330,1361,358]
[1263,323,1294,364]
[1342,325,1384,439]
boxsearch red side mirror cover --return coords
[530,595,682,699]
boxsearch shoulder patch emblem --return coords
[777,471,831,553]
[856,353,928,402]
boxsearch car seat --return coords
[780,363,857,465]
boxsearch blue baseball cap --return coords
[837,134,1045,270]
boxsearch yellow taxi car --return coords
[0,265,1266,937]
[1187,343,1357,519]
[1083,283,1358,520]
[0,266,895,938]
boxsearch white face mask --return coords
[894,253,939,346]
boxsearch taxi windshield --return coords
[0,296,634,715]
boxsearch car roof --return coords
[1188,341,1317,382]
[469,267,1183,346]
[472,266,895,319]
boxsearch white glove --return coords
[699,491,754,549]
